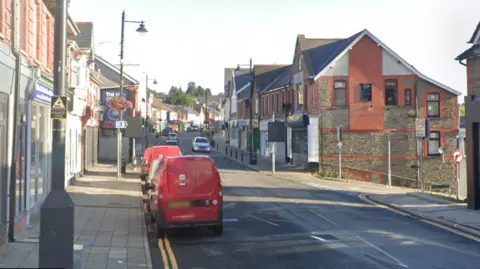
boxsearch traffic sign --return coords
[50,95,67,119]
[115,120,128,129]
[453,150,464,163]
[415,118,425,138]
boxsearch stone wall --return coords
[319,130,458,191]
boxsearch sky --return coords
[70,0,479,99]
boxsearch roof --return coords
[73,22,94,51]
[225,68,249,97]
[234,72,251,94]
[456,44,480,61]
[264,65,292,92]
[254,65,290,93]
[468,21,480,44]
[312,29,461,96]
[186,107,199,115]
[152,99,175,112]
[95,55,139,88]
[297,35,342,74]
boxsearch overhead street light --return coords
[117,10,148,180]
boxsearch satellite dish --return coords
[438,147,445,154]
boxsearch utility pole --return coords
[249,58,255,164]
[39,1,74,268]
[205,89,208,131]
[117,11,126,180]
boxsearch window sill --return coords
[427,154,441,157]
[427,116,442,120]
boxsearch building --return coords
[0,0,85,244]
[71,22,102,174]
[258,65,291,161]
[455,20,480,209]
[151,98,175,132]
[232,72,252,149]
[224,68,249,143]
[295,29,460,187]
[95,56,139,162]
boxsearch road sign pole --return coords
[39,0,74,268]
[338,142,342,181]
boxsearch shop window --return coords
[427,93,440,117]
[360,83,372,102]
[385,80,397,105]
[334,80,347,107]
[428,131,441,156]
[405,88,412,106]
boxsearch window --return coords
[334,80,347,107]
[360,83,372,102]
[297,84,304,105]
[428,131,441,156]
[426,93,440,117]
[20,0,26,50]
[33,0,38,59]
[385,80,397,105]
[46,15,52,69]
[298,55,303,71]
[255,98,258,114]
[405,88,412,106]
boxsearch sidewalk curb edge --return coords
[365,194,480,240]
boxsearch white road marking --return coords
[245,213,280,227]
[289,198,298,204]
[310,235,329,242]
[356,236,408,268]
[310,210,338,226]
[223,218,239,223]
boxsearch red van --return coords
[148,155,223,237]
[141,146,182,181]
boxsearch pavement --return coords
[141,132,480,269]
[0,163,151,269]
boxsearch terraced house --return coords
[290,29,460,187]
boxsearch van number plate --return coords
[168,201,191,208]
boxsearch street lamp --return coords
[117,10,148,180]
[236,58,256,165]
[39,0,74,268]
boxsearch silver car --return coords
[192,137,211,153]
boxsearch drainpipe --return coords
[7,0,22,242]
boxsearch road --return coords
[146,131,480,269]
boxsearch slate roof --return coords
[264,65,291,92]
[254,65,289,93]
[456,44,480,61]
[73,22,94,50]
[95,55,138,89]
[225,68,249,97]
[234,72,251,92]
[300,29,460,96]
[304,30,363,76]
[468,21,480,44]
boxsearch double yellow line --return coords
[158,235,179,269]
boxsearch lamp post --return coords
[116,10,148,180]
[236,59,255,164]
[144,74,157,149]
[38,1,73,268]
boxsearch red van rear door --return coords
[163,157,221,223]
[142,148,152,173]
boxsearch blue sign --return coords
[33,81,54,104]
[100,88,132,129]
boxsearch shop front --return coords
[28,76,53,214]
[237,120,249,150]
[286,113,309,166]
[259,120,270,157]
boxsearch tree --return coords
[196,86,205,97]
[205,88,212,97]
[460,103,465,116]
[167,86,194,106]
[186,82,197,96]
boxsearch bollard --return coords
[235,149,238,159]
[225,145,228,155]
[230,147,233,157]
[241,151,244,161]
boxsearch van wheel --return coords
[192,148,196,152]
[212,224,223,236]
